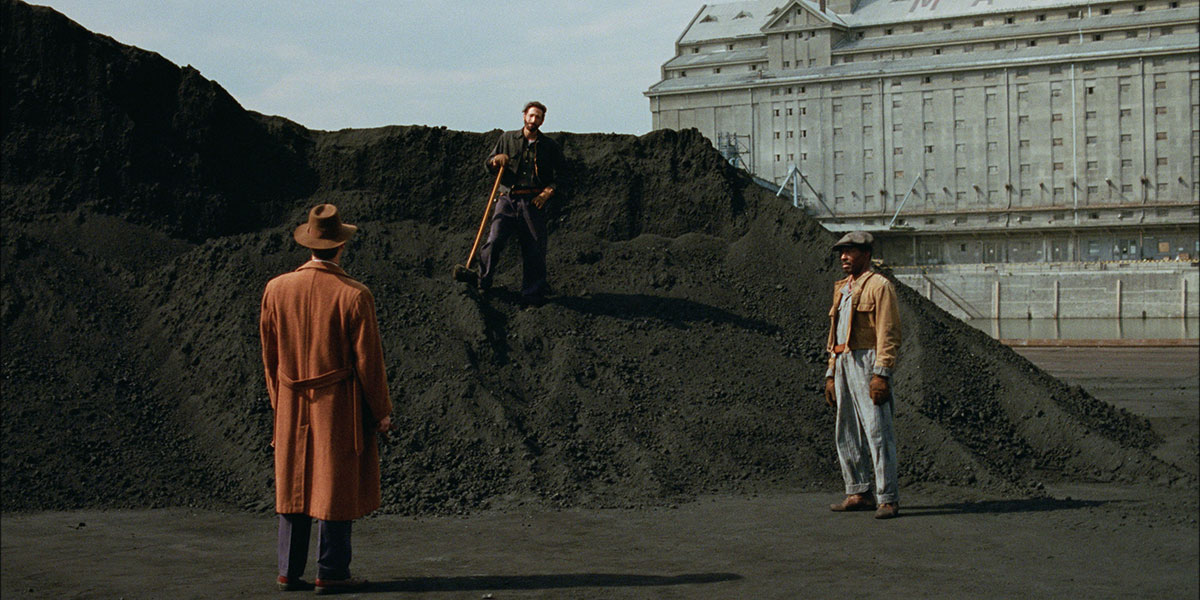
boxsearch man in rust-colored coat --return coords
[260,204,392,594]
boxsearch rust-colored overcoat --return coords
[260,261,392,521]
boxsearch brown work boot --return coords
[275,575,313,591]
[829,493,876,512]
[874,502,899,519]
[315,576,368,595]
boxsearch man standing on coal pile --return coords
[477,100,565,306]
[260,204,393,593]
[823,231,902,520]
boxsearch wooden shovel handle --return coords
[464,168,505,269]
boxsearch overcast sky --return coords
[36,1,706,134]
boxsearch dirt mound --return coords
[1,0,1187,514]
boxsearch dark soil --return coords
[2,0,1191,516]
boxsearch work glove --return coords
[490,153,509,168]
[869,375,891,405]
[824,376,835,408]
[533,188,553,209]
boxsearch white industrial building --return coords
[646,0,1200,266]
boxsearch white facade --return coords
[646,0,1200,264]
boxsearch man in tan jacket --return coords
[822,231,902,519]
[260,204,393,593]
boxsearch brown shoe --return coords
[874,502,899,519]
[829,494,876,512]
[276,575,314,591]
[315,576,368,595]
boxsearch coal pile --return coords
[1,0,1186,515]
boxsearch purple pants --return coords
[277,514,352,581]
[477,193,549,297]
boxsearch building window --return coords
[1053,162,1064,170]
[1120,135,1132,143]
[783,61,790,68]
[894,147,903,155]
[1155,106,1167,115]
[774,132,780,139]
[925,145,934,153]
[1052,138,1063,146]
[1157,157,1168,166]
[1085,111,1096,119]
[1052,113,1063,122]
[1059,36,1071,44]
[1120,109,1132,117]
[1156,132,1167,140]
[1086,136,1097,144]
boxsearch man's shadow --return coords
[369,572,741,593]
[900,497,1110,517]
[548,292,780,335]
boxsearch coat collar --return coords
[297,260,348,277]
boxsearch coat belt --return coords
[279,367,353,390]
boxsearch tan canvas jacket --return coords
[825,270,901,375]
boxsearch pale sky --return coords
[35,1,706,134]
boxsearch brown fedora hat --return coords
[293,204,357,249]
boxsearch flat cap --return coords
[832,231,874,251]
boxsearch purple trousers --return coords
[477,193,549,297]
[277,514,352,581]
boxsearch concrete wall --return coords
[894,261,1200,319]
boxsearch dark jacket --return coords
[485,129,565,194]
